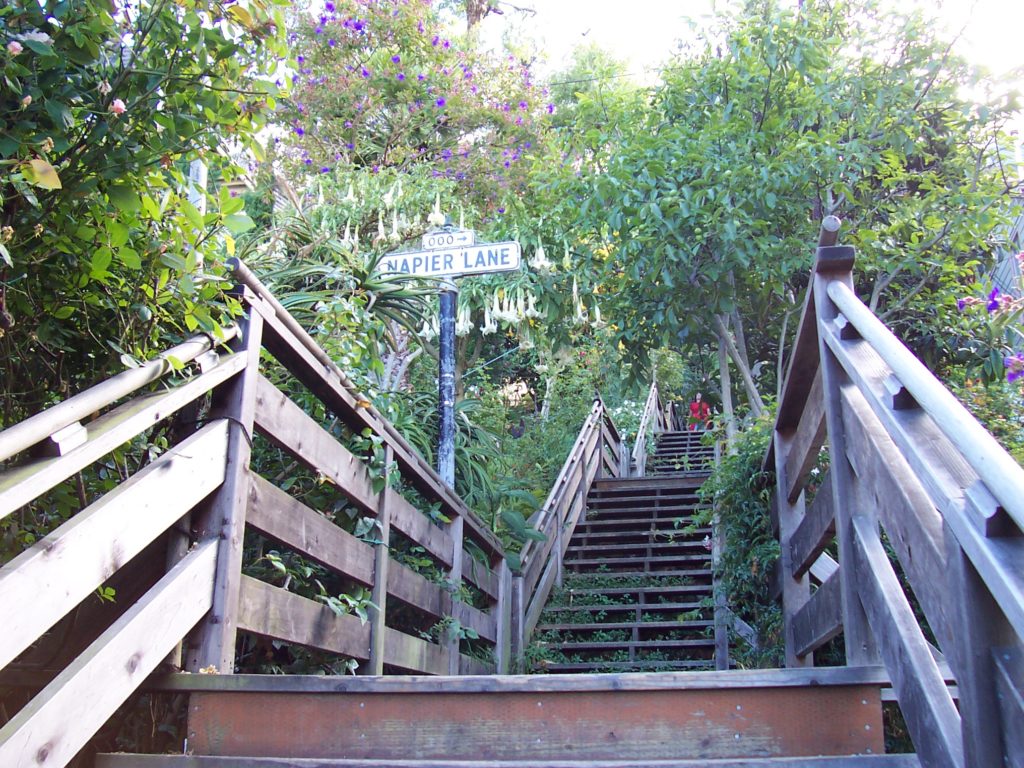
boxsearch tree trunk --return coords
[714,314,765,418]
[717,335,737,448]
[466,0,490,31]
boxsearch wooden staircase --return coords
[528,427,719,673]
[646,429,715,476]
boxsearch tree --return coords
[0,0,287,423]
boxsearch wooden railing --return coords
[766,219,1024,768]
[630,380,669,476]
[511,397,625,658]
[0,259,510,767]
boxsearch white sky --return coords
[479,0,1024,89]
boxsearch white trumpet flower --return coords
[389,209,401,243]
[529,242,553,273]
[481,305,498,335]
[427,193,445,228]
[344,183,357,203]
[419,318,438,342]
[525,293,542,319]
[562,248,572,271]
[374,211,386,243]
[455,302,474,336]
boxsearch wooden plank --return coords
[387,560,450,618]
[775,285,819,433]
[827,279,1024,530]
[236,575,370,661]
[0,540,216,768]
[187,312,264,672]
[246,473,374,587]
[382,627,449,675]
[185,683,885,761]
[255,377,453,567]
[0,420,228,672]
[789,471,835,578]
[851,515,963,768]
[0,352,244,520]
[494,559,512,673]
[97,756,923,768]
[783,368,826,503]
[792,569,843,658]
[0,329,236,465]
[458,655,495,676]
[462,553,499,600]
[460,603,498,644]
[839,384,956,661]
[242,280,503,558]
[254,374,378,513]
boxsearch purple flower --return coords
[304,158,313,165]
[344,120,352,128]
[361,67,371,78]
[297,55,305,64]
[325,1,335,10]
[392,54,401,63]
[397,72,405,80]
[497,207,506,214]
[435,97,446,107]
[441,149,452,161]
[315,25,323,35]
[431,35,439,46]
[346,142,355,150]
[957,298,966,311]
[1005,353,1024,383]
[547,103,555,114]
[519,100,528,110]
[294,125,305,136]
[320,166,331,174]
[987,287,1001,313]
[442,39,450,49]
[417,73,426,81]
[328,38,336,47]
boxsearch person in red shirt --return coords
[688,392,711,431]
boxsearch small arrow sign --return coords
[423,229,476,250]
[381,241,521,279]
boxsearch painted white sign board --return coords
[381,241,521,279]
[423,229,476,249]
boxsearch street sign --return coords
[423,229,475,250]
[381,241,521,279]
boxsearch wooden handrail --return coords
[766,221,1024,767]
[630,380,665,477]
[512,396,625,656]
[0,327,237,465]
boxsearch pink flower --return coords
[7,41,24,56]
[110,99,127,115]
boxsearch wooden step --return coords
[590,476,705,491]
[567,527,711,543]
[102,668,897,763]
[563,554,711,571]
[556,568,713,584]
[564,541,711,558]
[96,753,923,767]
[557,584,710,599]
[537,638,715,651]
[541,602,708,616]
[541,659,716,673]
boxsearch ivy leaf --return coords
[23,159,62,190]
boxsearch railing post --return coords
[186,302,264,673]
[445,514,465,675]
[494,558,513,673]
[364,445,394,676]
[813,238,879,666]
[510,574,525,668]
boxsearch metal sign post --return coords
[437,279,457,488]
[383,228,522,489]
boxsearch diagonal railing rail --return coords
[0,260,511,768]
[766,218,1024,768]
[511,396,626,658]
[630,379,669,476]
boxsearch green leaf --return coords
[22,159,62,190]
[224,212,256,235]
[108,185,141,213]
[90,246,112,276]
[118,247,141,270]
[107,221,129,248]
[53,306,75,319]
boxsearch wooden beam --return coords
[774,286,819,434]
[0,540,216,768]
[445,514,465,675]
[789,471,835,579]
[243,283,503,558]
[236,575,370,660]
[0,420,228,672]
[246,473,374,587]
[792,570,843,659]
[993,646,1024,768]
[851,515,963,768]
[187,311,264,673]
[494,559,512,674]
[383,627,450,676]
[0,352,244,520]
[839,384,955,661]
[783,368,826,504]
